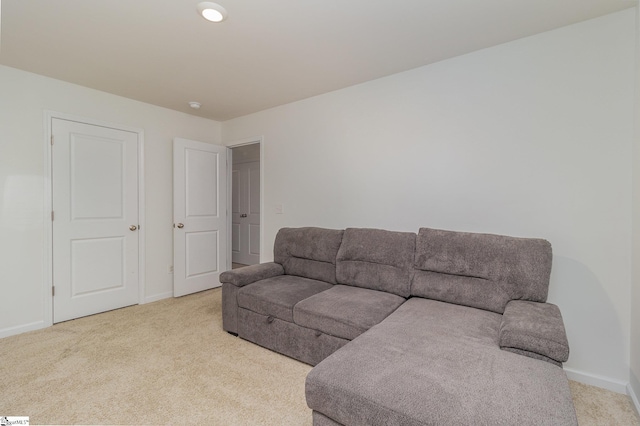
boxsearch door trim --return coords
[43,110,146,327]
[225,136,264,271]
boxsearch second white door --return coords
[232,161,260,265]
[173,138,228,297]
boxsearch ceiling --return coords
[0,0,636,121]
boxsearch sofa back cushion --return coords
[336,228,416,297]
[274,227,344,284]
[412,227,552,313]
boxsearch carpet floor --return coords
[1,288,638,425]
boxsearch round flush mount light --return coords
[188,101,201,110]
[197,2,227,22]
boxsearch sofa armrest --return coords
[220,262,284,287]
[499,300,569,366]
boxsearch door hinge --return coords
[51,211,54,221]
[51,135,54,145]
[52,286,55,296]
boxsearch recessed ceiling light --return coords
[189,101,201,110]
[197,2,227,23]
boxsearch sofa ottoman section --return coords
[293,285,405,340]
[306,298,578,426]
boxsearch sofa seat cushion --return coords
[306,298,577,426]
[293,285,405,340]
[237,275,333,322]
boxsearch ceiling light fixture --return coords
[197,2,227,23]
[189,101,201,109]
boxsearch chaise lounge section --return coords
[220,226,577,425]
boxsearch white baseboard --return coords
[628,382,640,417]
[0,320,47,339]
[564,367,629,394]
[143,291,173,304]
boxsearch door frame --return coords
[43,110,146,327]
[226,136,264,270]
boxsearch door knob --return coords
[129,225,137,231]
[176,223,184,228]
[240,214,247,218]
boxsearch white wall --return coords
[0,65,221,337]
[223,10,637,389]
[630,1,640,412]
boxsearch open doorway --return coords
[230,142,261,269]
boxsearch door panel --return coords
[53,118,139,323]
[71,237,125,294]
[231,167,242,260]
[185,231,219,276]
[247,162,261,263]
[249,224,260,257]
[70,136,124,219]
[187,150,219,216]
[174,138,227,297]
[231,161,260,265]
[231,223,241,253]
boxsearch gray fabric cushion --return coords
[412,270,511,313]
[306,298,577,426]
[502,347,563,367]
[237,275,332,322]
[336,228,415,297]
[221,283,241,334]
[219,262,284,287]
[412,227,552,313]
[500,300,570,364]
[293,285,405,340]
[274,227,344,284]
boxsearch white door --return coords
[52,118,139,323]
[173,138,228,297]
[232,161,260,265]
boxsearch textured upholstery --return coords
[219,262,284,287]
[306,298,577,426]
[312,412,342,426]
[412,227,552,313]
[293,285,405,340]
[274,227,344,284]
[219,225,573,426]
[221,263,286,334]
[221,283,241,334]
[500,300,570,365]
[237,275,332,322]
[238,308,349,366]
[336,228,415,297]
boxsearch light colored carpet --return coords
[0,288,638,425]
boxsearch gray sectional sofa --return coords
[220,227,577,425]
